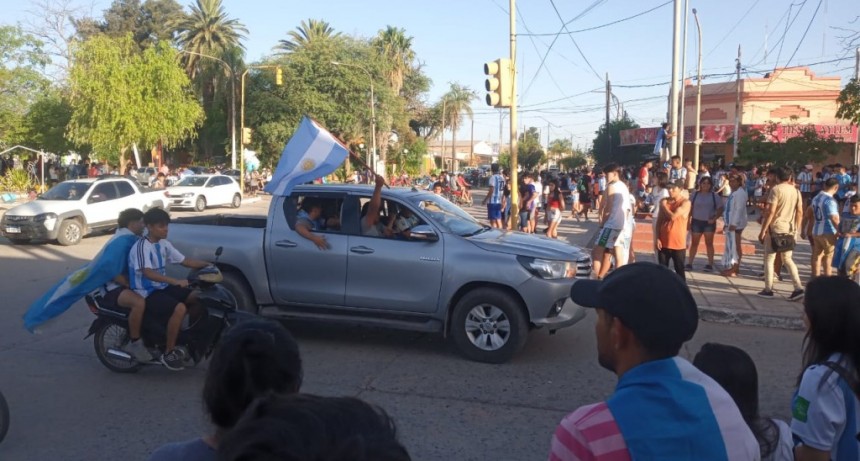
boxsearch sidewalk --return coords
[567,209,807,330]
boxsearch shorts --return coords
[812,234,837,258]
[145,285,193,325]
[519,209,534,228]
[690,219,716,234]
[595,227,622,248]
[570,192,579,204]
[487,203,502,220]
[102,286,126,309]
[549,208,562,223]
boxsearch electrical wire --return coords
[519,1,671,37]
[784,0,825,67]
[548,0,603,82]
[705,0,762,57]
[775,1,808,69]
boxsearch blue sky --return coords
[6,0,859,149]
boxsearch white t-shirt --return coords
[533,179,543,207]
[763,418,794,461]
[792,352,860,460]
[603,180,632,230]
[129,238,185,297]
[649,187,670,219]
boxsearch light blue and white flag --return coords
[23,232,139,332]
[264,116,350,196]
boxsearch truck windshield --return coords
[411,194,484,236]
[39,182,92,200]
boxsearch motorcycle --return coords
[84,247,254,373]
[0,388,8,444]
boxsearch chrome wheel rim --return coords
[65,222,81,242]
[464,304,511,351]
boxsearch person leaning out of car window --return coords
[295,198,330,251]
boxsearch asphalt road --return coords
[0,193,805,461]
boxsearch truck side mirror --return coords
[409,225,438,242]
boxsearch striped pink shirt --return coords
[549,402,631,461]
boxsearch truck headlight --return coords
[34,213,58,230]
[517,256,575,279]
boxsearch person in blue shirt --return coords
[804,179,840,277]
[653,122,674,159]
[834,164,853,209]
[833,195,860,278]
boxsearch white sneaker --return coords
[123,339,153,362]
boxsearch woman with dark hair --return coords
[792,276,860,461]
[686,176,723,272]
[217,394,411,461]
[577,175,593,221]
[147,319,303,461]
[544,180,564,239]
[694,343,793,461]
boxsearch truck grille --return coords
[575,257,592,278]
[4,215,31,222]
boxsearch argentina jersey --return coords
[129,238,186,297]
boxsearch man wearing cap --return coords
[548,263,760,461]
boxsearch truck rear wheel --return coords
[450,288,528,364]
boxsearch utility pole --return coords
[441,97,446,171]
[854,47,859,191]
[546,121,550,170]
[509,0,520,229]
[669,0,683,161]
[470,118,475,167]
[605,72,611,159]
[677,0,689,162]
[692,8,703,171]
[498,109,503,158]
[732,45,742,161]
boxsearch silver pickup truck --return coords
[168,184,592,363]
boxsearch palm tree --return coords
[172,0,248,78]
[277,19,341,52]
[440,83,476,171]
[373,26,415,95]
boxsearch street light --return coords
[331,61,376,168]
[692,8,703,171]
[178,50,237,170]
[240,65,282,195]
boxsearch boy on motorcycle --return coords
[129,208,211,371]
[101,209,151,362]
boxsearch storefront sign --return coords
[619,123,857,146]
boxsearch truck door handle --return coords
[275,240,298,248]
[350,246,374,254]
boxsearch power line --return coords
[705,0,762,57]
[548,0,603,82]
[784,0,824,67]
[775,1,808,68]
[520,1,671,37]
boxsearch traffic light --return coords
[484,58,512,107]
[242,127,252,145]
[275,67,283,86]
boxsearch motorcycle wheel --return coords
[0,390,8,444]
[93,322,142,374]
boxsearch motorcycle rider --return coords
[100,209,151,362]
[129,208,211,371]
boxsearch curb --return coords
[698,305,804,330]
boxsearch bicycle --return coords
[0,388,8,444]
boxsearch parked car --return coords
[167,174,242,212]
[0,176,170,245]
[222,169,241,182]
[166,184,592,363]
[135,167,157,186]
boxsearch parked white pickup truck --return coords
[0,176,170,245]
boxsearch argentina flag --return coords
[264,116,350,196]
[23,232,139,332]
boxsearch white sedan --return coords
[167,175,242,212]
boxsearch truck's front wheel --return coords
[450,288,528,364]
[57,219,83,246]
[221,272,257,314]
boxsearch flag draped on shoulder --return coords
[264,116,350,196]
[23,232,140,332]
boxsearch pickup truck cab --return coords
[168,184,592,363]
[1,176,170,245]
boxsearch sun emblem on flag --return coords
[301,159,316,171]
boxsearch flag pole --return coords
[307,115,389,188]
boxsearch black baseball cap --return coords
[570,262,698,349]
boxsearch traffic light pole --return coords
[509,0,519,230]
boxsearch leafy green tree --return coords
[559,154,588,171]
[67,34,203,165]
[172,0,247,77]
[548,138,572,157]
[518,127,545,171]
[0,25,50,146]
[20,90,80,155]
[592,115,649,165]
[76,0,185,49]
[836,78,860,126]
[439,83,476,168]
[276,19,341,53]
[373,26,414,96]
[734,122,840,167]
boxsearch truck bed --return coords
[172,214,267,228]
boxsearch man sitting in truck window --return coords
[360,175,386,237]
[295,197,330,250]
